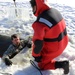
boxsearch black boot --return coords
[55,60,69,74]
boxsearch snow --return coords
[0,0,75,75]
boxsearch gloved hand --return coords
[34,56,42,62]
[27,37,32,48]
[4,58,12,66]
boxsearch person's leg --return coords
[38,60,69,74]
[38,60,56,70]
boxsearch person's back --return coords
[35,8,68,61]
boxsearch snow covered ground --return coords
[0,0,75,75]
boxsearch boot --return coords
[55,60,69,74]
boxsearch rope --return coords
[30,60,43,75]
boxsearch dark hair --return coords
[30,0,36,7]
[11,34,19,40]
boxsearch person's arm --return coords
[33,40,43,62]
[8,49,20,59]
[32,22,46,62]
[2,45,13,60]
[23,38,32,48]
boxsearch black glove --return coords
[4,58,12,66]
[34,56,42,62]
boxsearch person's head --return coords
[30,0,50,16]
[11,34,20,45]
[30,0,36,14]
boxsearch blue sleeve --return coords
[3,45,15,56]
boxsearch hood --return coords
[34,0,50,16]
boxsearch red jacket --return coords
[32,0,68,62]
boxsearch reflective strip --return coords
[39,18,53,27]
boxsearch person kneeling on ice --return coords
[30,0,69,74]
[2,34,32,66]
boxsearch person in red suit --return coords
[30,0,69,74]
